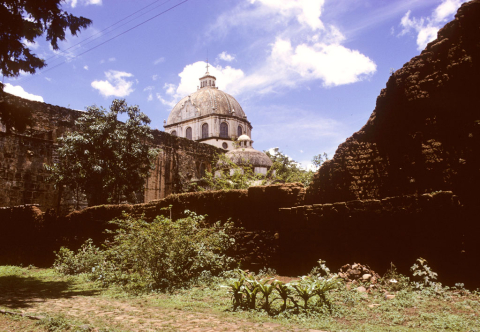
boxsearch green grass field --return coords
[0,265,479,332]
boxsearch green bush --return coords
[53,239,105,276]
[54,211,236,292]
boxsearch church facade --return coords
[163,66,252,151]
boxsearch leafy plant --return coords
[224,271,245,310]
[257,278,277,313]
[265,148,314,187]
[45,99,160,207]
[381,262,410,292]
[223,260,340,315]
[410,258,439,289]
[199,154,265,191]
[53,239,104,276]
[54,211,236,292]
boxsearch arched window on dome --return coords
[220,122,228,138]
[237,125,243,137]
[171,130,177,136]
[186,127,192,140]
[202,123,208,139]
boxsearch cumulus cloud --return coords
[250,0,325,31]
[218,52,235,62]
[196,0,376,99]
[67,0,102,8]
[4,83,44,102]
[91,70,135,97]
[399,0,469,50]
[84,65,89,70]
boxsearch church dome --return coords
[220,135,272,169]
[166,87,246,126]
[224,148,273,168]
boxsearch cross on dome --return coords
[199,59,216,89]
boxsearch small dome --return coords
[224,148,273,168]
[238,134,250,141]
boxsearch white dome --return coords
[238,134,250,141]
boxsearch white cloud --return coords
[108,57,116,62]
[159,39,375,105]
[21,39,39,50]
[84,65,89,70]
[153,57,165,65]
[144,86,154,101]
[218,52,235,62]
[250,0,325,31]
[91,70,135,97]
[399,0,469,50]
[45,77,52,82]
[196,0,376,99]
[67,0,102,8]
[152,74,158,81]
[4,83,44,102]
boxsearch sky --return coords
[3,0,471,169]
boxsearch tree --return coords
[45,99,160,207]
[265,148,314,187]
[0,0,92,131]
[312,152,329,170]
[0,0,91,78]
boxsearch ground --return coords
[0,266,479,332]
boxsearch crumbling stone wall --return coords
[144,130,223,201]
[0,94,223,211]
[307,0,480,204]
[0,133,58,210]
[0,183,306,269]
[279,191,479,287]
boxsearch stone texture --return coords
[0,94,223,212]
[306,0,480,204]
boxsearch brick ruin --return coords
[306,0,480,204]
[0,94,222,213]
[1,1,480,287]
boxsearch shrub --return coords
[53,239,105,276]
[54,211,236,292]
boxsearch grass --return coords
[0,266,479,331]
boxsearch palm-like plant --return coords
[274,281,294,311]
[257,278,277,313]
[291,277,317,310]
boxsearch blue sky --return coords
[3,0,470,168]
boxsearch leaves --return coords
[44,99,160,206]
[0,0,92,78]
[265,148,314,187]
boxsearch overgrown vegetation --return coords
[54,212,236,292]
[45,99,160,207]
[198,153,266,190]
[1,255,480,331]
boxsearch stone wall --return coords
[0,133,58,210]
[2,186,480,288]
[279,191,480,287]
[0,94,223,211]
[307,0,480,204]
[0,183,306,269]
[144,130,224,202]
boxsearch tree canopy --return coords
[0,0,91,132]
[45,99,160,207]
[265,148,315,187]
[0,0,91,78]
